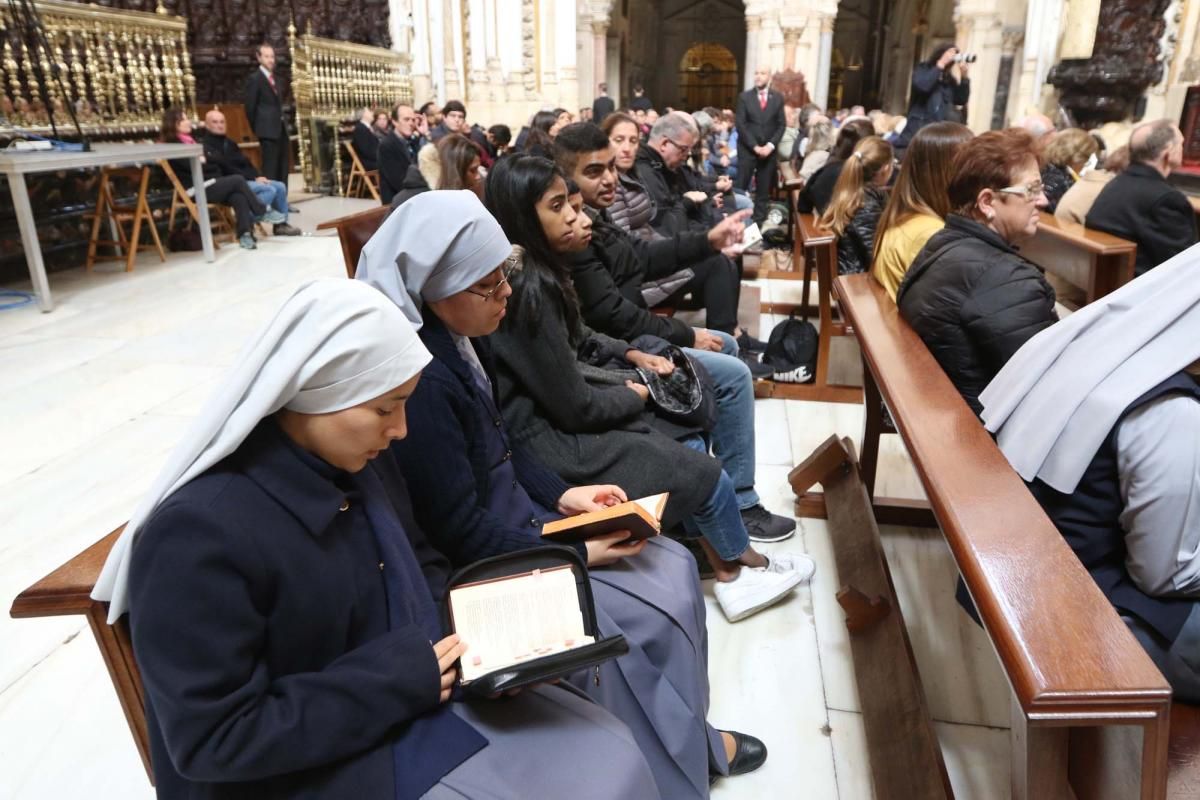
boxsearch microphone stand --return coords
[7,0,90,150]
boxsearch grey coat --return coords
[609,173,662,242]
[489,278,722,529]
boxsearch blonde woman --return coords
[817,136,894,275]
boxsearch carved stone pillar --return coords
[592,20,607,99]
[744,14,762,89]
[815,14,834,110]
[782,25,802,71]
[991,27,1025,130]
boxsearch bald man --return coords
[202,109,301,236]
[1017,113,1056,146]
[1087,120,1197,275]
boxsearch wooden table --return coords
[0,142,215,312]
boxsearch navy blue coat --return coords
[128,418,483,799]
[393,312,583,565]
[898,64,969,146]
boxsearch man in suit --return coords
[379,103,422,204]
[734,67,786,225]
[244,43,289,183]
[592,83,615,124]
[351,106,380,171]
[1087,119,1198,276]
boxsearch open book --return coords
[449,564,595,684]
[540,493,668,545]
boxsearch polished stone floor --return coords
[0,196,1012,798]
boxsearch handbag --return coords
[443,546,629,697]
[632,344,718,431]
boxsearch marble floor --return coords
[0,196,1013,798]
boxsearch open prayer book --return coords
[450,564,596,684]
[539,493,669,545]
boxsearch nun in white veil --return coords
[358,190,774,796]
[980,244,1200,702]
[93,278,660,799]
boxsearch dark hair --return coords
[442,100,466,117]
[485,155,580,337]
[565,177,580,195]
[598,82,608,92]
[487,124,512,146]
[160,107,186,143]
[633,84,645,94]
[254,42,273,58]
[601,111,638,137]
[418,101,437,116]
[435,134,481,190]
[948,128,1043,217]
[554,122,611,175]
[832,118,876,160]
[925,42,956,67]
[524,110,559,154]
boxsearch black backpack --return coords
[763,313,818,382]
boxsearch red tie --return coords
[759,91,767,110]
[268,73,276,92]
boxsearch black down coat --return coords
[896,214,1058,416]
[835,185,887,276]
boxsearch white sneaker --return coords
[714,567,803,622]
[766,552,817,582]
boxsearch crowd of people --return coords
[101,40,1200,799]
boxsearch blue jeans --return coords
[731,190,753,212]
[249,179,288,219]
[678,434,751,562]
[684,329,760,510]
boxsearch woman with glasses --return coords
[357,189,772,797]
[896,128,1059,416]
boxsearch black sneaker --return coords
[740,504,796,542]
[273,222,303,236]
[736,331,768,353]
[738,351,774,380]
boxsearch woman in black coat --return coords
[897,128,1058,416]
[817,136,893,275]
[895,43,971,149]
[484,155,805,623]
[107,280,661,799]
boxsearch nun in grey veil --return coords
[358,190,754,797]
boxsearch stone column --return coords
[954,5,1004,133]
[782,25,802,70]
[815,14,834,109]
[593,20,607,100]
[744,14,762,89]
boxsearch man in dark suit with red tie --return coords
[735,67,786,225]
[244,43,289,183]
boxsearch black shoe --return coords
[736,331,768,353]
[273,222,303,236]
[741,504,796,543]
[738,351,774,380]
[287,205,300,213]
[714,731,768,779]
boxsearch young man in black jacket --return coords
[555,123,798,544]
[201,108,301,236]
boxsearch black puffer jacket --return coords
[1040,163,1074,214]
[896,214,1058,416]
[835,186,886,275]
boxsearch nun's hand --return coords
[433,635,467,703]
[558,484,628,516]
[586,529,649,567]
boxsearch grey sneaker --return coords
[741,504,796,542]
[257,208,287,225]
[238,232,257,249]
[273,222,302,236]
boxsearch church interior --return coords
[2,0,1200,798]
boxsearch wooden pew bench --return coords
[829,272,1196,799]
[1021,216,1136,306]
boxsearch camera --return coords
[953,53,977,64]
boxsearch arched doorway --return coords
[679,43,738,110]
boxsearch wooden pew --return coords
[315,205,392,277]
[828,272,1197,799]
[754,212,861,404]
[10,528,152,783]
[1021,216,1136,305]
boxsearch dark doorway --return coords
[679,43,739,110]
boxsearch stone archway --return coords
[679,42,739,110]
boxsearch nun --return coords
[355,190,769,797]
[980,244,1200,703]
[92,279,662,799]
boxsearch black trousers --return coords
[669,252,740,334]
[736,145,778,225]
[259,136,289,183]
[206,176,266,236]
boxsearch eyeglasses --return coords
[663,137,693,153]
[464,254,523,301]
[996,180,1046,201]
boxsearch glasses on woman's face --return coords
[996,179,1046,201]
[464,255,522,301]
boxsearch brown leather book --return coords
[540,493,669,545]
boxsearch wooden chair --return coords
[158,160,237,246]
[343,142,381,202]
[84,165,165,272]
[802,272,1198,800]
[1021,216,1136,305]
[315,204,392,277]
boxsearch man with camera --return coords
[896,43,971,150]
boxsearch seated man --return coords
[201,108,300,236]
[379,103,422,205]
[634,112,732,236]
[351,106,380,171]
[555,125,802,545]
[1086,119,1198,276]
[981,251,1200,702]
[558,122,767,365]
